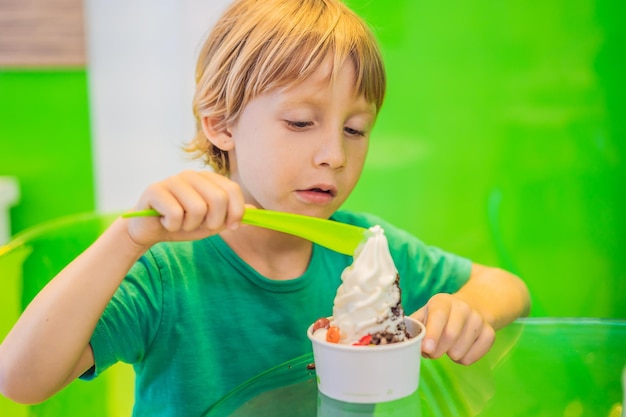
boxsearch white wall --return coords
[84,0,231,212]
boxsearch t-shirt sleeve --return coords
[385,223,472,312]
[80,250,164,380]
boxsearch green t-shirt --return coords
[82,210,471,416]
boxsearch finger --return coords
[162,173,212,231]
[455,325,495,365]
[431,302,471,359]
[446,311,483,362]
[175,171,228,231]
[196,171,245,229]
[412,306,426,324]
[420,299,451,358]
[140,182,187,232]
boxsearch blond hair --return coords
[186,0,386,175]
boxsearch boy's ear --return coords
[201,116,234,151]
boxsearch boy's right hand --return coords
[125,170,246,247]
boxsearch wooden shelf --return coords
[0,0,86,67]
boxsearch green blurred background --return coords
[0,70,95,230]
[0,1,625,416]
[343,0,626,318]
[1,0,625,321]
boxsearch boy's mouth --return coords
[309,187,335,196]
[297,184,338,199]
[305,186,337,197]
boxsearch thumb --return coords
[411,305,428,325]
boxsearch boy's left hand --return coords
[411,293,495,365]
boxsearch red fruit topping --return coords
[326,326,341,343]
[353,334,372,346]
[312,317,330,332]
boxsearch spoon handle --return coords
[121,208,367,255]
[122,209,160,218]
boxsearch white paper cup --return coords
[307,316,425,404]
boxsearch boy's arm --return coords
[0,219,146,404]
[0,170,245,404]
[453,263,531,330]
[412,263,530,365]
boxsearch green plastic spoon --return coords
[121,208,368,256]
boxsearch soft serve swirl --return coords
[329,225,407,345]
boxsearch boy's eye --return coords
[344,126,366,137]
[286,120,313,129]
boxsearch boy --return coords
[0,0,530,415]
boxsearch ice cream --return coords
[307,227,424,402]
[312,225,410,346]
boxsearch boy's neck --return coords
[220,227,313,280]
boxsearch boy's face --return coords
[224,57,376,219]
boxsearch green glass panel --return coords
[205,318,626,416]
[0,213,133,416]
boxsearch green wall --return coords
[0,70,95,233]
[343,0,626,318]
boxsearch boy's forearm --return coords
[453,263,531,331]
[0,217,147,403]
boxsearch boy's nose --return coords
[314,130,346,169]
